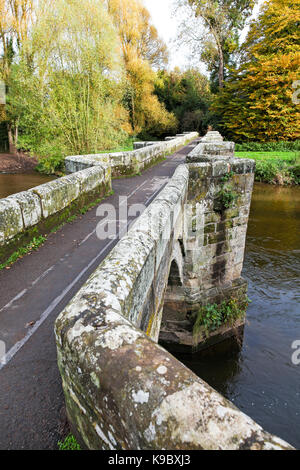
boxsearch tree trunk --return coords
[218,45,224,89]
[7,123,17,154]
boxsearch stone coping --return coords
[65,132,199,175]
[0,166,110,248]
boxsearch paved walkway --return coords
[0,140,199,449]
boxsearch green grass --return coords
[0,235,46,270]
[235,151,300,185]
[97,143,134,153]
[235,151,298,162]
[58,434,81,451]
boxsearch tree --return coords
[0,0,33,151]
[212,0,300,141]
[106,0,176,137]
[106,0,168,69]
[174,0,255,89]
[5,0,130,169]
[155,68,212,134]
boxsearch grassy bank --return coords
[235,151,300,185]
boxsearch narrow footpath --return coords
[0,140,199,450]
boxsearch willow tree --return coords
[5,0,129,167]
[213,0,300,141]
[106,0,176,137]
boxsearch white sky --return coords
[143,0,264,72]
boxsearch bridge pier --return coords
[160,131,254,353]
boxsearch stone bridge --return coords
[53,132,292,450]
[0,131,294,450]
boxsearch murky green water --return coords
[176,183,300,449]
[0,173,55,199]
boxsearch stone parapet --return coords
[65,132,198,177]
[0,166,111,264]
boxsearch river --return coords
[175,183,300,449]
[0,173,55,199]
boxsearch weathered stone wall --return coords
[65,132,198,177]
[0,131,197,264]
[55,303,293,450]
[161,133,255,351]
[55,134,293,449]
[0,166,111,264]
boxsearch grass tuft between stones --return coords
[58,434,81,451]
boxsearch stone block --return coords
[6,190,42,229]
[0,197,23,245]
[75,166,107,194]
[212,161,230,177]
[33,174,81,218]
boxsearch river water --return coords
[0,173,55,199]
[176,183,300,448]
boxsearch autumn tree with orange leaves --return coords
[106,0,177,137]
[213,0,300,141]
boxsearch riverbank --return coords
[0,152,38,174]
[235,151,299,185]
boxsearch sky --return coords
[143,0,186,70]
[143,0,264,72]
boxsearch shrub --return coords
[193,298,249,343]
[254,160,299,185]
[235,141,300,152]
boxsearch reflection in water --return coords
[0,173,55,199]
[175,183,300,449]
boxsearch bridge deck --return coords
[0,141,199,450]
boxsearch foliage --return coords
[235,141,300,152]
[154,68,212,135]
[213,0,300,141]
[221,170,235,182]
[3,0,132,167]
[0,1,34,151]
[0,235,46,270]
[236,151,300,184]
[35,153,65,175]
[1,0,177,169]
[215,187,238,210]
[193,297,249,342]
[107,0,176,138]
[174,0,255,89]
[213,172,238,211]
[58,434,81,451]
[106,0,168,69]
[0,1,33,81]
